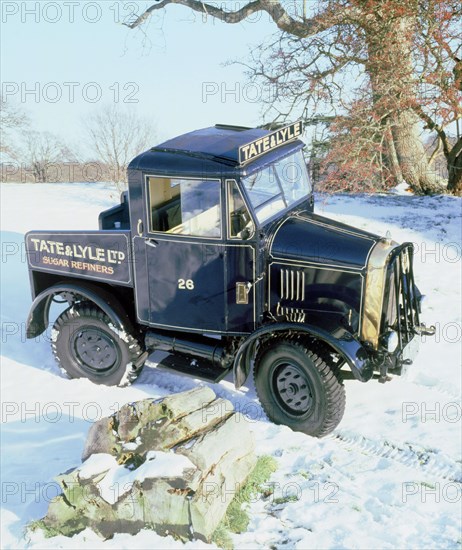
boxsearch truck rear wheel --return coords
[51,304,145,386]
[254,339,345,437]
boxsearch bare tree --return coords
[0,94,29,158]
[83,105,155,192]
[21,131,73,183]
[123,0,461,195]
[412,11,462,196]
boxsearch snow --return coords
[1,183,461,549]
[390,181,412,195]
[95,451,196,505]
[77,454,119,481]
[144,450,196,476]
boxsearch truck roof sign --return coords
[238,121,303,165]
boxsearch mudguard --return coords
[26,281,133,339]
[233,322,374,388]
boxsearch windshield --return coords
[242,150,311,224]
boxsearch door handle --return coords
[146,238,158,248]
[137,219,143,236]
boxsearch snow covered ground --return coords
[1,183,461,549]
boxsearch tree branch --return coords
[428,136,442,165]
[124,0,359,38]
[414,104,452,159]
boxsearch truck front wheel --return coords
[254,339,345,437]
[51,304,145,386]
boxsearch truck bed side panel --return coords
[25,231,133,287]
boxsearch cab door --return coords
[135,176,226,333]
[225,180,258,333]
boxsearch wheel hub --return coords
[286,382,298,396]
[274,363,312,415]
[74,328,118,373]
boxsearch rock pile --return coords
[38,386,256,541]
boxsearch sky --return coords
[1,0,288,153]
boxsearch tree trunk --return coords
[365,13,444,195]
[389,109,443,194]
[446,139,462,196]
[383,119,404,185]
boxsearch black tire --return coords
[51,304,145,386]
[254,339,345,437]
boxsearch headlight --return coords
[384,331,399,352]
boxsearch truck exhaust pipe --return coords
[145,331,232,370]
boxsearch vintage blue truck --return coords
[25,122,434,436]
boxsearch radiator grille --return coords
[385,246,420,347]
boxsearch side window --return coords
[228,181,255,240]
[148,177,221,238]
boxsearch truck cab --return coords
[25,122,434,437]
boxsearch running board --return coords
[156,353,232,383]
